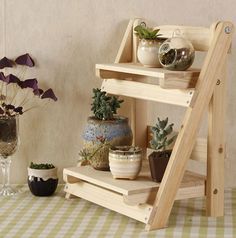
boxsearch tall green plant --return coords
[91,88,123,120]
[150,117,177,151]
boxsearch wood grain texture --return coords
[206,61,227,216]
[64,182,152,223]
[146,21,233,231]
[101,78,193,107]
[155,24,211,51]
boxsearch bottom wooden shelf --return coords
[63,161,206,224]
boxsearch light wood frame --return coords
[64,19,234,231]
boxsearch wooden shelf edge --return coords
[96,63,200,89]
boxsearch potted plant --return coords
[0,54,57,196]
[148,117,177,182]
[109,146,142,180]
[82,88,133,171]
[28,162,58,196]
[134,23,163,67]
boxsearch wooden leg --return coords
[65,192,73,199]
[206,62,226,216]
[145,22,232,230]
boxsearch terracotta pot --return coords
[82,116,133,171]
[148,150,172,182]
[28,167,58,196]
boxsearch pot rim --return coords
[87,115,128,124]
[109,146,142,155]
[28,167,58,180]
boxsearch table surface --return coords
[0,185,235,238]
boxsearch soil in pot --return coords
[148,150,172,182]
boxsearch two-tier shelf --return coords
[63,19,234,230]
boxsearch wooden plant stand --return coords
[63,19,234,230]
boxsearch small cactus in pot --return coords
[148,117,177,182]
[81,88,133,171]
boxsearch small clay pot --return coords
[148,150,172,182]
[28,167,58,196]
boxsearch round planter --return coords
[82,116,133,171]
[137,39,162,68]
[28,167,58,196]
[109,146,142,180]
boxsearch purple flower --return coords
[5,74,20,84]
[19,78,38,90]
[0,57,14,69]
[15,53,35,67]
[0,72,6,82]
[41,88,57,101]
[33,88,44,96]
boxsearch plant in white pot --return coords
[81,88,133,171]
[134,23,163,68]
[148,117,177,182]
[109,146,142,180]
[28,162,58,196]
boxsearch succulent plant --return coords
[150,117,177,151]
[29,162,55,170]
[134,23,161,40]
[91,88,123,120]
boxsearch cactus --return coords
[91,88,123,120]
[150,117,177,151]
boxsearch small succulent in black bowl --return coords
[28,162,58,196]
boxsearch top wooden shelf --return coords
[96,63,200,89]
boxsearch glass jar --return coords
[158,29,195,71]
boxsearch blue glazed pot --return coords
[82,116,133,170]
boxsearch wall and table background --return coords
[0,0,235,187]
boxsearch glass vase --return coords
[0,115,19,196]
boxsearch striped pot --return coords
[109,146,142,180]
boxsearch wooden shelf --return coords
[64,19,233,230]
[64,161,205,204]
[96,63,200,89]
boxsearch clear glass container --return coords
[158,29,195,71]
[0,115,19,196]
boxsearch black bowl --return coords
[28,177,58,196]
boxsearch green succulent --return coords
[134,24,161,40]
[150,117,177,151]
[29,162,55,170]
[91,88,123,120]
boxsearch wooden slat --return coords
[97,63,200,81]
[206,61,227,216]
[63,166,160,196]
[101,79,193,107]
[155,25,212,51]
[64,182,152,223]
[115,19,133,63]
[146,21,233,231]
[64,164,205,207]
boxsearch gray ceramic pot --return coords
[82,116,133,170]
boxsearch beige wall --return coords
[0,0,236,187]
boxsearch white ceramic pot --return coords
[109,146,142,180]
[137,39,161,68]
